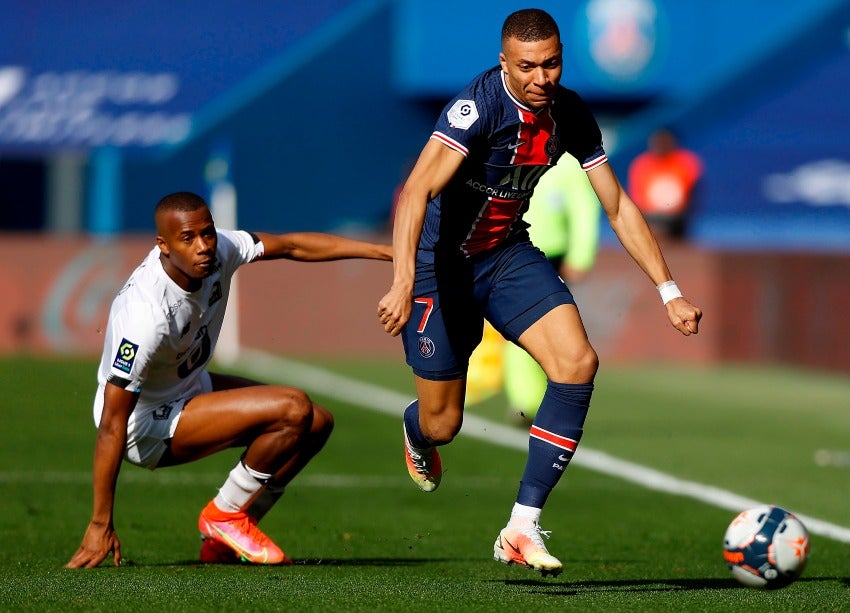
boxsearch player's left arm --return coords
[587,163,702,335]
[67,383,138,568]
[254,232,392,263]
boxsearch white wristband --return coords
[657,280,683,305]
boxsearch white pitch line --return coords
[237,349,850,545]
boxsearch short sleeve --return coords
[104,301,167,391]
[430,73,492,157]
[557,89,607,171]
[216,229,265,273]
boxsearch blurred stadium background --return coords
[2,0,850,373]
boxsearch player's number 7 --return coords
[413,297,434,333]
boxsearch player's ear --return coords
[156,235,169,256]
[499,52,508,72]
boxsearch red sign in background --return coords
[1,234,849,374]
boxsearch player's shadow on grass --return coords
[491,576,850,595]
[164,557,455,567]
[293,557,454,567]
[492,578,739,596]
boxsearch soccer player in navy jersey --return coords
[377,8,702,577]
[67,192,392,569]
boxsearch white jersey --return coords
[93,228,264,428]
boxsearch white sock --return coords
[507,503,541,528]
[246,483,286,522]
[214,461,272,513]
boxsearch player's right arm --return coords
[66,383,138,569]
[586,163,701,335]
[377,139,465,336]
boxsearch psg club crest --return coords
[584,0,659,82]
[418,336,436,359]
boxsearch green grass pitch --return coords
[1,354,849,611]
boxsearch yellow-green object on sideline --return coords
[524,156,600,266]
[504,157,601,418]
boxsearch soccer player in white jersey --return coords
[67,191,392,568]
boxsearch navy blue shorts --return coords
[401,240,575,380]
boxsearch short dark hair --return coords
[502,8,560,44]
[154,191,208,217]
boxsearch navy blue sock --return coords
[516,381,594,508]
[403,400,431,448]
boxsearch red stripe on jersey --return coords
[431,132,469,157]
[461,197,523,255]
[529,425,578,452]
[512,107,556,165]
[460,107,556,255]
[583,154,608,171]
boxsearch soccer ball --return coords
[723,505,810,589]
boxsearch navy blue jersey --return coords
[424,66,607,257]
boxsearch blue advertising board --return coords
[688,43,850,250]
[0,0,356,152]
[1,0,848,249]
[393,0,848,102]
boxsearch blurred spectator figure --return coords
[466,156,602,423]
[627,128,703,240]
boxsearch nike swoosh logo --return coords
[214,526,267,559]
[501,537,522,555]
[558,454,570,462]
[508,140,526,150]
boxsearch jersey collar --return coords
[500,70,553,115]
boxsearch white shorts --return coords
[95,371,213,470]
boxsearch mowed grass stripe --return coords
[0,471,515,489]
[237,348,850,544]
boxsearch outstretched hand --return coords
[666,298,702,336]
[66,522,122,569]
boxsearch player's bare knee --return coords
[312,404,334,437]
[580,347,600,380]
[549,345,598,383]
[273,387,314,432]
[423,425,458,446]
[421,413,463,445]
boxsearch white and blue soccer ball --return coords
[723,504,810,589]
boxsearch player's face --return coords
[499,35,563,109]
[156,207,218,291]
